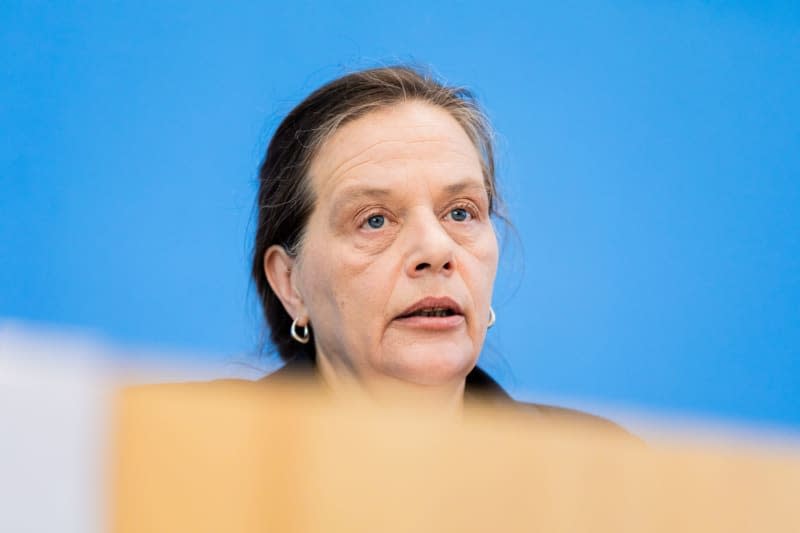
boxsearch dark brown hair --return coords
[252,65,501,362]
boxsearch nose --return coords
[404,211,456,278]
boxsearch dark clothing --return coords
[262,357,637,439]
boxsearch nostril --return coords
[443,261,452,270]
[415,262,430,271]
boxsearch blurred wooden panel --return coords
[111,381,800,533]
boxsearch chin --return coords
[379,342,478,386]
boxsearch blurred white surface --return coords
[0,322,269,533]
[0,324,113,533]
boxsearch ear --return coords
[263,245,307,323]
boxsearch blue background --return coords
[2,2,798,429]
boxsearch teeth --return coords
[414,308,452,317]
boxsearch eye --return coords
[448,207,471,222]
[364,214,385,229]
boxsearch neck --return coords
[314,352,467,419]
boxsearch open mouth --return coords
[393,297,465,330]
[394,306,464,331]
[398,307,458,319]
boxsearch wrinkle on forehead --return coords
[329,139,478,186]
[308,102,482,197]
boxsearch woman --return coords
[252,65,625,430]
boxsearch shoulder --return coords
[512,400,641,441]
[122,365,642,443]
[466,367,642,443]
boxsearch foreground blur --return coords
[3,324,800,533]
[114,381,800,533]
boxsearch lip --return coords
[393,296,465,331]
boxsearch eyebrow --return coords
[330,187,393,210]
[326,187,391,225]
[329,178,487,217]
[442,179,487,196]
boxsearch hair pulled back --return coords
[252,65,500,363]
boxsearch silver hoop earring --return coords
[290,317,310,344]
[488,307,496,329]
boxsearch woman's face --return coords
[291,101,498,387]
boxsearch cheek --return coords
[462,229,499,295]
[336,250,403,328]
[299,232,397,335]
[297,266,332,326]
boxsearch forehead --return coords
[307,101,484,198]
